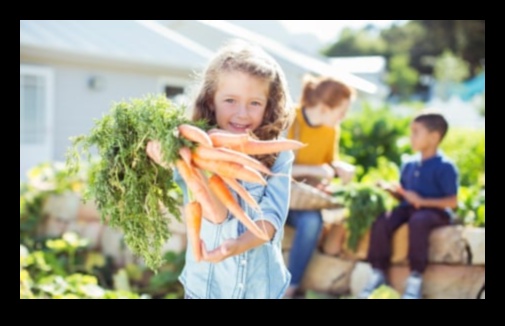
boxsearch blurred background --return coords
[20,20,484,299]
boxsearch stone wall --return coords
[282,208,485,299]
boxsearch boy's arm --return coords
[421,195,458,210]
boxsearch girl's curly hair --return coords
[191,39,294,168]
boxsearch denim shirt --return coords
[174,149,294,299]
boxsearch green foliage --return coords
[359,156,401,211]
[434,50,471,100]
[340,102,411,179]
[20,162,89,248]
[20,234,144,299]
[440,128,484,187]
[321,27,387,57]
[386,54,419,100]
[333,183,387,251]
[66,94,205,271]
[456,185,485,227]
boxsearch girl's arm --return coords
[201,150,294,263]
[292,163,334,181]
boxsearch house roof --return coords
[329,56,387,74]
[164,20,377,94]
[20,20,212,72]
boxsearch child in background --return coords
[146,39,296,299]
[359,110,459,299]
[284,75,356,298]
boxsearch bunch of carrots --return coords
[169,124,304,262]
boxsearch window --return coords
[20,67,53,145]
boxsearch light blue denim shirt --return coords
[174,149,294,299]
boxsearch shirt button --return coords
[238,283,244,288]
[241,260,247,265]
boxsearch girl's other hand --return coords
[146,140,169,168]
[200,239,239,263]
[332,161,356,185]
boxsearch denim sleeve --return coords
[251,150,294,243]
[173,168,189,205]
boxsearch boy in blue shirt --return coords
[359,110,459,299]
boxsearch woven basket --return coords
[289,181,343,211]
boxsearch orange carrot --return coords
[208,174,269,241]
[185,201,203,262]
[194,146,272,176]
[175,159,221,224]
[209,132,250,148]
[178,124,212,147]
[221,176,261,212]
[192,156,267,185]
[179,147,192,167]
[230,139,306,155]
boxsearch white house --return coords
[20,20,377,180]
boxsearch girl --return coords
[146,39,296,299]
[284,75,356,298]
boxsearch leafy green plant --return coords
[20,162,89,248]
[20,237,144,299]
[340,102,411,180]
[456,185,485,227]
[66,94,206,271]
[333,183,387,251]
[440,127,484,187]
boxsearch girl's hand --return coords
[201,239,239,263]
[332,161,356,185]
[146,140,170,168]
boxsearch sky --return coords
[279,20,408,43]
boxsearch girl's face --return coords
[321,98,350,127]
[213,71,269,134]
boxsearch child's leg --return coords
[285,209,324,291]
[367,205,414,272]
[408,209,451,274]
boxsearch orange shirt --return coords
[287,107,340,165]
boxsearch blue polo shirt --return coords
[399,151,459,210]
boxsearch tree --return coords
[386,54,419,100]
[434,50,470,100]
[321,27,387,57]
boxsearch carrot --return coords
[192,156,267,185]
[193,146,272,176]
[209,132,250,148]
[178,124,212,147]
[221,176,261,212]
[229,139,306,155]
[208,174,269,241]
[175,159,221,224]
[185,201,203,262]
[178,147,192,167]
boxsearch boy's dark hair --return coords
[414,109,449,142]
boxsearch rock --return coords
[428,225,468,264]
[76,200,101,223]
[322,223,346,256]
[42,192,80,221]
[66,220,104,249]
[300,252,355,295]
[462,227,485,265]
[349,262,373,297]
[342,229,370,261]
[388,264,485,299]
